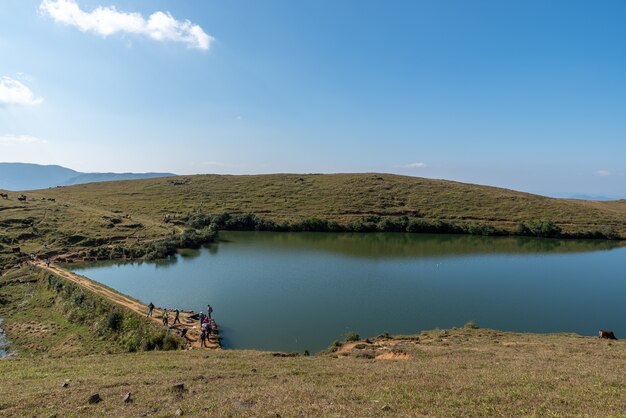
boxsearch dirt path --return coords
[32,261,220,350]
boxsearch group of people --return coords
[146,301,215,347]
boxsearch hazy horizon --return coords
[1,1,625,197]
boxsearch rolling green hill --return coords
[38,173,626,233]
[1,173,625,267]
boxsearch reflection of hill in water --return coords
[219,231,626,259]
[71,232,625,272]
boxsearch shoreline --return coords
[33,262,222,351]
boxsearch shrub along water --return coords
[183,211,621,240]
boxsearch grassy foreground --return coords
[0,329,624,416]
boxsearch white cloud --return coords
[403,162,428,169]
[595,170,611,177]
[0,77,44,106]
[40,0,214,50]
[0,134,47,145]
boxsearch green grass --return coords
[0,267,181,357]
[1,173,625,268]
[0,267,122,357]
[0,328,623,416]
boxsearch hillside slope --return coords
[2,173,625,268]
[38,173,626,236]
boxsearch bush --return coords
[326,340,343,352]
[162,334,182,350]
[345,331,360,342]
[187,213,211,229]
[516,221,562,238]
[464,321,480,329]
[107,311,124,333]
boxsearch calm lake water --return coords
[70,232,626,353]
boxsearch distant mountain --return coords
[0,163,175,191]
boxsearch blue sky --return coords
[0,0,625,197]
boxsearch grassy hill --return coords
[1,173,625,267]
[36,173,626,232]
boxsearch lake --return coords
[70,232,626,353]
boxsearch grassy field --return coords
[1,173,625,268]
[0,267,182,357]
[0,267,124,357]
[0,327,624,416]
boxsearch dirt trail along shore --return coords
[32,261,220,350]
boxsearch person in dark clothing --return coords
[200,330,207,348]
[173,309,181,325]
[207,304,213,319]
[199,311,205,326]
[147,302,155,317]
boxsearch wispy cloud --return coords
[40,0,214,50]
[0,134,47,145]
[0,77,44,106]
[595,169,611,177]
[403,162,428,169]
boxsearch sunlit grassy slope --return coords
[37,173,626,232]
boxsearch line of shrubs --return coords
[186,212,507,236]
[515,221,620,240]
[185,212,621,240]
[44,272,182,351]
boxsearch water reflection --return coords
[70,232,626,352]
[217,232,624,259]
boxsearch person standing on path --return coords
[200,330,207,348]
[162,309,169,326]
[147,302,155,317]
[173,309,181,325]
[207,304,213,319]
